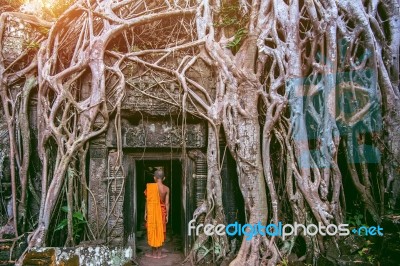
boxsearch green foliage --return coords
[55,218,68,231]
[214,4,249,51]
[23,40,40,50]
[347,212,367,228]
[226,28,247,49]
[278,258,289,266]
[38,26,50,36]
[214,5,246,28]
[357,240,376,263]
[55,206,87,242]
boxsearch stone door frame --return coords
[123,150,194,256]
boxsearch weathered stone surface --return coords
[107,151,125,246]
[22,248,56,265]
[88,147,108,241]
[88,148,126,246]
[107,119,206,148]
[1,18,31,63]
[124,78,183,115]
[123,59,214,117]
[24,246,132,266]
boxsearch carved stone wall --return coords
[2,17,32,63]
[124,78,183,115]
[107,118,206,149]
[88,146,126,246]
[106,151,125,245]
[123,59,215,116]
[88,144,108,242]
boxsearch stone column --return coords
[88,140,108,242]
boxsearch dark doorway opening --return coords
[136,159,182,242]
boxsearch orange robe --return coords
[145,183,166,247]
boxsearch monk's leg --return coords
[145,247,158,258]
[157,247,167,258]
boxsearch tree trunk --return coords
[225,87,268,266]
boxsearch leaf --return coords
[226,28,248,48]
[61,206,69,213]
[55,219,68,231]
[75,220,87,225]
[73,212,85,221]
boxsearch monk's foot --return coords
[145,253,157,258]
[156,254,167,259]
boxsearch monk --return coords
[144,169,170,258]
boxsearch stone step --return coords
[0,261,15,266]
[22,249,56,266]
[22,246,133,265]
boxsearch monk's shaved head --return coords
[154,169,164,179]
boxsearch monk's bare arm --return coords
[165,188,170,223]
[144,190,147,221]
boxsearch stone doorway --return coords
[122,152,191,263]
[89,116,206,259]
[135,159,183,242]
